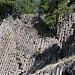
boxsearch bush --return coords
[0,0,39,18]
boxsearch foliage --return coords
[39,0,74,26]
[0,0,74,23]
[0,0,40,17]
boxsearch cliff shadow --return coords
[32,16,56,38]
[29,44,61,74]
[62,35,75,58]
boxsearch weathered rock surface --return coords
[0,13,75,75]
[31,55,75,75]
[0,15,60,75]
[30,13,75,75]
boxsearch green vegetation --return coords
[0,0,40,17]
[0,0,75,35]
[0,0,74,17]
[37,0,75,37]
[39,0,74,25]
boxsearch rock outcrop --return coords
[0,13,75,75]
[31,56,75,75]
[0,15,60,75]
[30,13,75,75]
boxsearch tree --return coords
[38,0,74,37]
[0,0,40,17]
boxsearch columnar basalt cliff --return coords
[30,12,75,75]
[0,12,75,75]
[0,15,60,75]
[57,13,75,48]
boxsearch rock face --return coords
[0,15,60,75]
[31,56,75,75]
[0,13,75,75]
[30,13,75,75]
